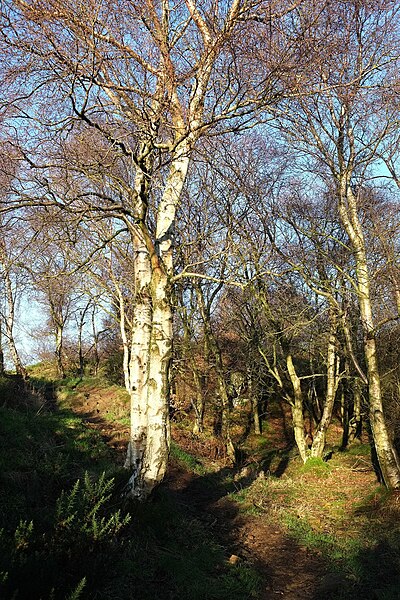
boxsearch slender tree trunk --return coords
[3,266,27,378]
[91,310,101,377]
[55,323,65,379]
[247,366,261,435]
[311,314,339,457]
[287,354,309,462]
[179,292,206,436]
[191,370,206,435]
[125,142,191,499]
[77,329,84,377]
[195,284,236,463]
[253,397,262,435]
[115,285,131,394]
[77,310,87,377]
[348,379,363,443]
[338,184,400,488]
[77,301,91,377]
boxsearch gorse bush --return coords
[54,472,130,551]
[0,473,130,600]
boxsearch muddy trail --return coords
[165,465,331,600]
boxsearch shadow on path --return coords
[164,465,329,600]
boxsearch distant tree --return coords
[269,0,400,486]
[0,213,31,378]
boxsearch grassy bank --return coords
[0,374,261,600]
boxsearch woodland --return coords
[1,0,400,598]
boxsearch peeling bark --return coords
[125,145,192,499]
[338,184,400,488]
[2,259,27,378]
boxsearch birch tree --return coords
[269,0,400,486]
[0,0,301,498]
[0,225,28,378]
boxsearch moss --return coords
[300,456,331,475]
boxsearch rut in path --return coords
[166,466,339,600]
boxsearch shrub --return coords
[0,473,130,600]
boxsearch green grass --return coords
[0,404,115,532]
[229,442,400,600]
[343,443,371,456]
[103,410,130,427]
[170,440,207,475]
[0,374,262,600]
[283,513,400,600]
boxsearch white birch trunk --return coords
[124,232,153,496]
[348,379,362,444]
[115,284,131,394]
[311,315,339,457]
[125,142,191,499]
[338,185,400,488]
[287,354,309,462]
[54,323,65,379]
[2,263,27,378]
[247,367,261,435]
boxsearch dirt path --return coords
[166,466,329,600]
[69,386,343,599]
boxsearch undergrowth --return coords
[0,374,262,600]
[0,473,130,599]
[229,449,400,600]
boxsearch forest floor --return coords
[1,370,399,599]
[56,374,400,600]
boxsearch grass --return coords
[5,368,400,600]
[0,402,115,533]
[300,456,332,476]
[56,375,131,425]
[103,410,130,427]
[170,440,207,475]
[0,373,262,600]
[229,440,400,600]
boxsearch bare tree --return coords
[1,0,302,497]
[0,215,30,378]
[268,0,400,486]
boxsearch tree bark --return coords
[287,354,309,462]
[311,313,339,457]
[338,184,400,488]
[125,143,191,499]
[348,378,363,444]
[195,283,236,464]
[2,262,27,378]
[54,322,65,379]
[77,301,91,377]
[248,367,262,435]
[191,370,206,435]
